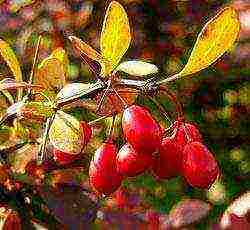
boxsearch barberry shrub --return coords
[0,0,245,229]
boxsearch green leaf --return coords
[116,60,158,76]
[100,1,131,76]
[49,111,84,154]
[0,39,22,99]
[177,7,240,78]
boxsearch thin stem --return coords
[37,113,56,164]
[88,115,109,125]
[96,80,111,114]
[28,35,42,92]
[107,114,116,142]
[147,95,172,123]
[159,85,184,118]
[155,73,181,85]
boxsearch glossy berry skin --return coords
[89,142,123,195]
[174,120,203,148]
[116,143,153,177]
[122,105,162,154]
[182,142,219,189]
[3,212,21,230]
[53,121,92,165]
[152,136,182,179]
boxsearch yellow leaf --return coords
[50,47,70,79]
[100,1,131,76]
[178,7,240,78]
[49,111,84,155]
[0,39,22,99]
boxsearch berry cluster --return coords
[89,104,220,196]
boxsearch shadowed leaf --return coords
[177,7,240,78]
[167,199,211,228]
[38,185,98,230]
[100,1,131,76]
[8,143,38,174]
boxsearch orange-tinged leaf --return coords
[49,111,84,155]
[177,7,240,78]
[100,1,131,76]
[36,58,66,92]
[69,36,103,63]
[0,39,22,99]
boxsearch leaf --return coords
[9,0,36,13]
[49,47,70,79]
[49,111,84,154]
[100,1,131,76]
[167,199,211,228]
[68,36,103,64]
[8,143,38,174]
[220,191,250,229]
[177,7,240,78]
[116,60,158,76]
[0,39,22,99]
[36,49,68,92]
[95,86,138,116]
[56,81,105,106]
[0,78,43,91]
[19,101,54,121]
[38,185,98,229]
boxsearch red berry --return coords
[182,142,219,189]
[152,136,182,179]
[174,120,203,148]
[3,212,21,230]
[116,143,153,177]
[89,142,123,195]
[122,105,162,154]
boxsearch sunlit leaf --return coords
[0,39,22,99]
[220,191,250,229]
[168,199,211,228]
[177,7,240,78]
[116,60,158,76]
[36,48,68,93]
[100,1,131,76]
[49,111,84,154]
[9,0,36,13]
[49,47,70,79]
[8,143,38,174]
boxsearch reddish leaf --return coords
[167,199,211,228]
[95,86,138,116]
